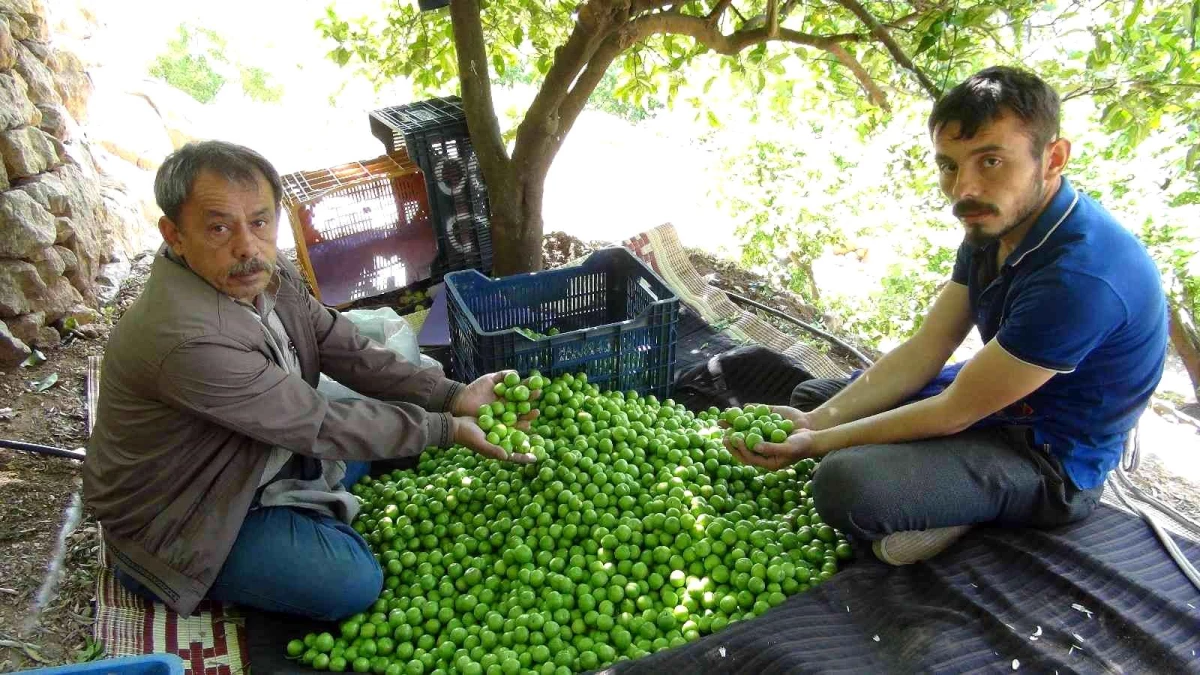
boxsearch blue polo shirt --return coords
[949,177,1167,490]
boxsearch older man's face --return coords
[160,170,279,302]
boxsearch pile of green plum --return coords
[286,372,849,674]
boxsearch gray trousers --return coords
[792,379,1105,542]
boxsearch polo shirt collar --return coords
[1004,176,1080,269]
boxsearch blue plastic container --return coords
[446,247,680,398]
[20,654,185,675]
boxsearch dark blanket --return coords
[607,504,1200,674]
[672,307,818,409]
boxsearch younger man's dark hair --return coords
[928,66,1061,156]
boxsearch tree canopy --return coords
[319,0,1199,394]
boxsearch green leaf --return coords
[20,349,46,368]
[33,372,58,393]
[1124,0,1144,32]
[706,110,720,128]
[22,645,49,664]
[1170,190,1200,207]
[961,6,997,27]
[75,638,105,663]
[915,32,939,56]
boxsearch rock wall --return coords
[0,0,155,364]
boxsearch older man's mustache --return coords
[229,258,275,276]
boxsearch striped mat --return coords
[93,538,248,675]
[618,223,850,380]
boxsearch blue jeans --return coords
[341,460,372,487]
[792,379,1103,542]
[117,461,380,620]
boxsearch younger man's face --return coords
[933,111,1053,247]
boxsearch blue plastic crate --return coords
[20,654,184,675]
[446,247,680,398]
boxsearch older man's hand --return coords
[452,371,541,429]
[452,416,537,464]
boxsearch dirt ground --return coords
[0,331,107,670]
[0,238,1196,670]
[0,253,154,671]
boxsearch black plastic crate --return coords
[370,97,493,276]
[445,248,680,398]
[369,97,468,156]
[417,133,493,276]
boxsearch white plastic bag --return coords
[343,307,422,365]
[317,308,441,401]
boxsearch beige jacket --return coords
[84,248,460,615]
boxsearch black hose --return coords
[716,286,876,369]
[0,439,85,461]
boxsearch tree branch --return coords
[1063,78,1200,101]
[633,0,691,9]
[708,0,735,26]
[830,0,942,99]
[631,12,863,54]
[448,0,509,174]
[1169,301,1200,398]
[884,11,924,28]
[509,0,916,185]
[522,3,622,125]
[634,0,684,10]
[826,43,890,109]
[555,36,628,159]
[514,1,630,171]
[618,12,889,107]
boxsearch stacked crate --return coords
[370,96,493,278]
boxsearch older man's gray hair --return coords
[154,141,284,224]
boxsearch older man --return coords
[84,141,530,619]
[728,67,1167,565]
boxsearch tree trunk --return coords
[489,168,548,276]
[1168,301,1200,400]
[799,260,821,305]
[449,0,557,276]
